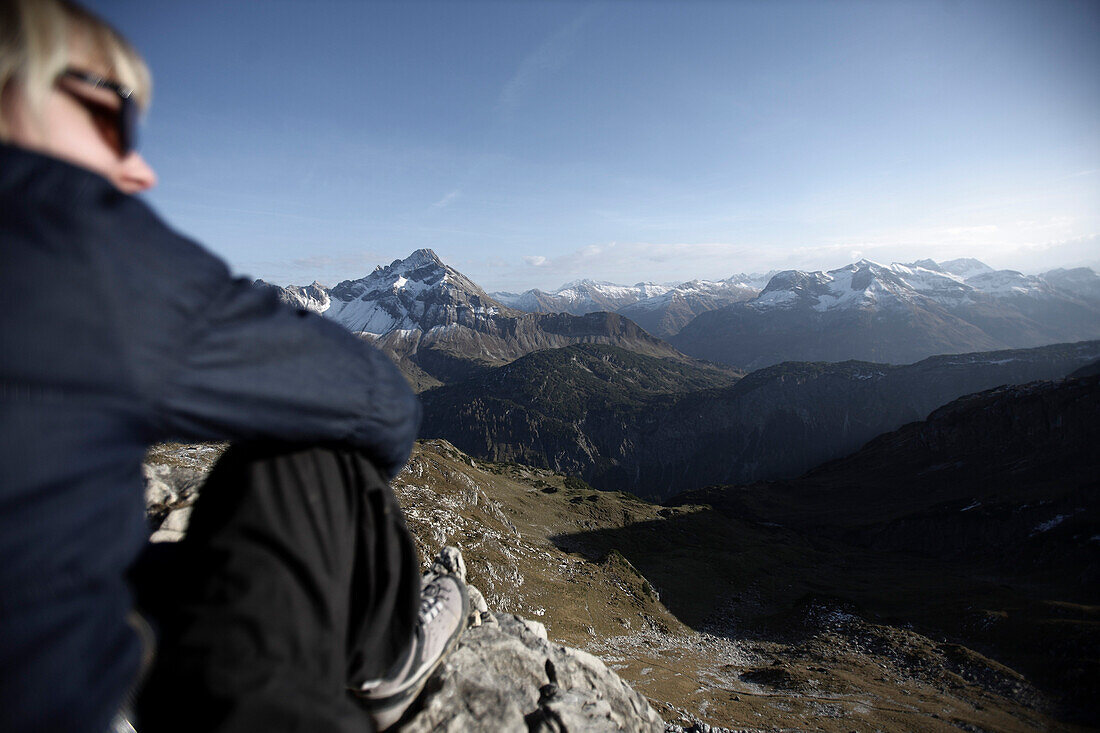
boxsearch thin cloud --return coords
[509,241,767,286]
[432,189,461,209]
[496,6,597,118]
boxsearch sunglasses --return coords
[56,68,139,156]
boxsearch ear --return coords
[115,151,157,193]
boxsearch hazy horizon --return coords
[258,246,1097,293]
[89,0,1099,291]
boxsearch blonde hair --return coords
[0,0,151,140]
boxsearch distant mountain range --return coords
[492,276,766,338]
[671,259,1100,368]
[491,258,1100,354]
[261,250,1100,383]
[258,249,683,389]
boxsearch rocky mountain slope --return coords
[144,432,1089,731]
[420,343,741,478]
[693,373,1100,580]
[259,250,684,388]
[671,259,1100,369]
[421,340,1100,500]
[667,372,1100,725]
[614,278,761,338]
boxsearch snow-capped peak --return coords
[396,248,445,270]
[938,258,995,280]
[752,260,955,312]
[320,250,503,336]
[963,269,1051,297]
[744,256,1090,314]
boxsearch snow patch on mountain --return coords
[493,274,767,318]
[964,270,1052,297]
[750,262,924,313]
[491,279,672,315]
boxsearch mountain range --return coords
[259,249,683,389]
[671,258,1100,368]
[492,257,1100,357]
[420,340,1100,500]
[263,251,1100,378]
[492,275,766,338]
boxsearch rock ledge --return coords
[400,612,664,732]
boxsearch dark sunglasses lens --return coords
[119,98,137,155]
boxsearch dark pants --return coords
[132,444,421,733]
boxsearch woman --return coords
[0,2,467,731]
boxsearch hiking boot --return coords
[353,571,469,730]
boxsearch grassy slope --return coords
[390,440,1085,731]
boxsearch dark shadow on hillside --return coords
[550,504,1100,726]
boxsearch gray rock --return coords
[143,462,204,517]
[399,613,664,733]
[142,464,177,509]
[149,506,192,543]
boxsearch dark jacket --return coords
[0,143,421,732]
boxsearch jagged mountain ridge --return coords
[420,340,1100,500]
[493,275,768,339]
[490,279,674,316]
[671,259,1100,368]
[490,258,1099,346]
[614,277,762,338]
[259,250,685,388]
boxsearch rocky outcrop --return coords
[400,613,664,732]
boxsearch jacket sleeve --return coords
[152,273,421,478]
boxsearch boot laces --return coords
[419,581,448,623]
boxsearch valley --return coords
[420,340,1100,500]
[146,372,1099,732]
[233,249,1100,729]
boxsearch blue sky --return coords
[87,0,1099,290]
